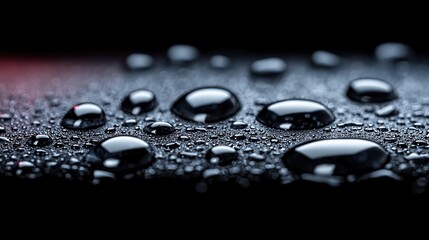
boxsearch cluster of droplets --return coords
[1,42,427,193]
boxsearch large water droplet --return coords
[346,78,397,103]
[61,103,106,130]
[121,89,157,115]
[375,42,414,62]
[256,99,335,130]
[250,58,287,76]
[282,139,388,177]
[27,134,53,147]
[144,121,175,135]
[171,87,241,123]
[167,44,199,64]
[126,53,154,70]
[86,136,155,173]
[311,50,341,68]
[205,146,238,166]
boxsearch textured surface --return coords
[1,54,429,193]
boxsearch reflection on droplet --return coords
[205,146,238,166]
[126,53,154,70]
[346,78,397,103]
[250,58,286,76]
[121,89,157,115]
[27,134,53,147]
[61,103,106,130]
[144,121,175,135]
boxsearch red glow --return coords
[73,105,79,110]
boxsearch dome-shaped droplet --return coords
[282,139,388,177]
[346,78,397,103]
[205,146,238,166]
[256,99,335,130]
[167,44,199,64]
[171,87,241,123]
[250,57,287,76]
[126,53,154,70]
[311,50,341,68]
[144,121,175,135]
[61,103,106,130]
[86,136,155,173]
[27,134,53,147]
[121,89,157,115]
[210,55,231,69]
[375,42,414,62]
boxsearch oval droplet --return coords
[282,138,388,177]
[126,53,154,70]
[171,87,241,123]
[61,103,106,130]
[375,42,413,62]
[86,136,155,173]
[250,57,287,76]
[346,78,397,103]
[27,134,53,147]
[311,50,341,68]
[121,89,157,115]
[256,99,335,130]
[167,44,199,64]
[210,55,231,69]
[144,121,175,135]
[205,146,238,166]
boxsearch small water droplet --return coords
[126,53,154,70]
[167,44,199,64]
[231,121,248,129]
[121,89,157,115]
[171,87,241,123]
[413,140,428,147]
[375,42,413,62]
[105,127,116,134]
[123,119,137,127]
[375,105,398,117]
[283,138,388,177]
[205,146,238,166]
[230,134,246,140]
[144,121,175,135]
[256,99,334,130]
[61,103,106,130]
[248,153,265,162]
[0,126,5,133]
[346,78,397,103]
[337,121,364,128]
[0,113,11,121]
[210,55,231,69]
[27,134,53,147]
[250,57,286,77]
[311,50,341,68]
[86,136,155,173]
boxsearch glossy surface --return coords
[205,146,238,166]
[61,103,106,130]
[121,89,157,115]
[27,134,53,147]
[346,78,397,103]
[171,87,241,123]
[256,99,334,130]
[144,121,175,135]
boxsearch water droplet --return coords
[123,119,137,127]
[256,99,335,130]
[0,126,5,133]
[404,153,429,162]
[210,55,231,69]
[171,87,241,123]
[105,127,116,134]
[0,113,11,121]
[375,105,398,117]
[230,134,246,140]
[282,139,388,177]
[337,121,363,128]
[311,50,341,68]
[248,153,265,162]
[121,89,157,115]
[144,121,175,135]
[205,146,238,166]
[86,136,155,173]
[203,168,221,178]
[231,121,248,129]
[126,53,154,70]
[61,103,106,130]
[250,57,286,76]
[375,42,413,62]
[27,134,53,147]
[346,78,397,103]
[167,44,199,64]
[413,140,428,147]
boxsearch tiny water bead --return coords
[167,44,199,64]
[61,103,106,130]
[86,136,155,173]
[171,87,241,123]
[126,53,154,70]
[144,122,175,135]
[27,134,53,147]
[346,78,397,103]
[210,55,231,69]
[250,57,287,76]
[282,139,388,177]
[311,50,341,68]
[256,99,335,130]
[375,105,398,117]
[121,89,157,115]
[205,146,238,166]
[375,42,413,62]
